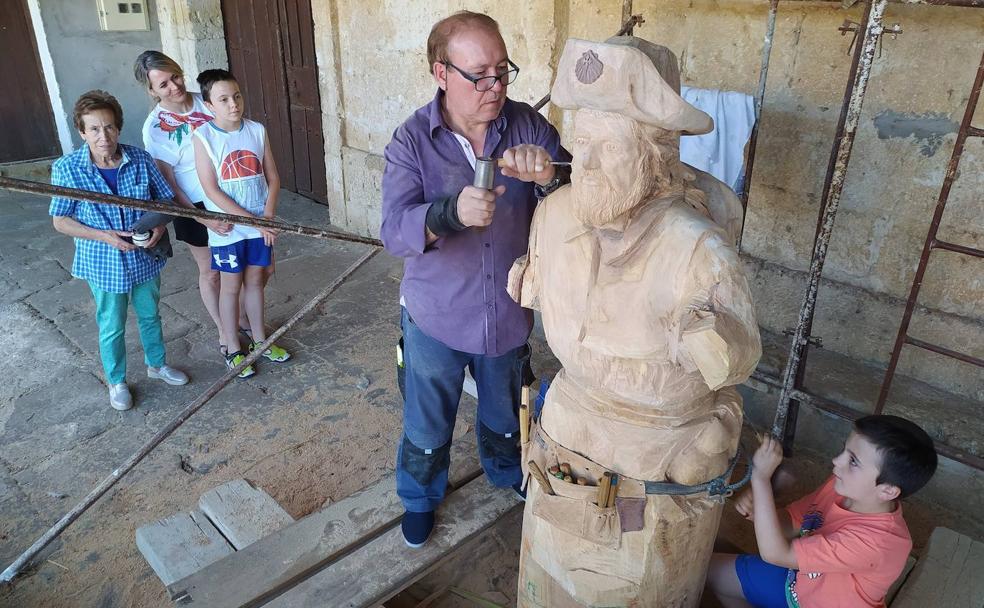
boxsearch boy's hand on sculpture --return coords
[457,185,506,228]
[752,433,783,482]
[733,487,755,520]
[499,144,555,185]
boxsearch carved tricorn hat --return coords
[550,37,713,136]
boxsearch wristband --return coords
[534,164,571,199]
[424,194,466,237]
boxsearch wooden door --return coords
[221,0,328,204]
[0,0,60,163]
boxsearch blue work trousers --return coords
[397,307,527,512]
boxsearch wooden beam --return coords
[169,432,483,606]
[264,477,522,608]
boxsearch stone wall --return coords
[156,0,228,81]
[159,0,984,401]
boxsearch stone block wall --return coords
[158,0,984,401]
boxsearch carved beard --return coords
[571,143,675,228]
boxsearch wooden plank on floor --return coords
[199,479,294,550]
[891,527,984,608]
[264,476,523,608]
[169,431,483,605]
[136,509,235,588]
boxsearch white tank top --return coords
[142,92,213,205]
[193,119,269,247]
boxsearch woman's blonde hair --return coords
[133,50,184,100]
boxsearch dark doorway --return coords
[221,0,329,204]
[0,0,60,163]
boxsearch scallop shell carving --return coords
[575,50,604,84]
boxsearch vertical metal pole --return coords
[772,0,888,440]
[875,47,984,414]
[622,0,634,33]
[738,0,780,248]
[780,2,877,449]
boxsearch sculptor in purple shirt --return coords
[381,90,570,356]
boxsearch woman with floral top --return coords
[134,50,240,354]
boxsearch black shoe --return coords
[512,482,527,502]
[401,510,435,548]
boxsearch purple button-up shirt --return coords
[381,91,570,356]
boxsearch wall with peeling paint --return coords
[158,0,984,402]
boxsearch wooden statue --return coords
[509,37,762,607]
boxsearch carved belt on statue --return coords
[521,422,750,550]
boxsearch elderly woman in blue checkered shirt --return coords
[49,90,190,411]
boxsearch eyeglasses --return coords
[444,59,520,92]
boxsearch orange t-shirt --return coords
[784,476,911,608]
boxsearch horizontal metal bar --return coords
[932,239,984,258]
[795,0,984,5]
[904,336,984,368]
[749,371,984,470]
[0,176,384,248]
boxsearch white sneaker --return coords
[147,365,189,386]
[109,383,132,411]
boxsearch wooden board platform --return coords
[199,479,294,550]
[891,527,984,608]
[135,510,234,587]
[169,431,484,606]
[265,476,522,608]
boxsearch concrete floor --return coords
[0,187,410,606]
[1,184,982,607]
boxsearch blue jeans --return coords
[397,307,527,512]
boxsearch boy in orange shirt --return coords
[706,415,937,608]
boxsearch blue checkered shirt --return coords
[49,143,175,293]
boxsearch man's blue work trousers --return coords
[396,307,527,513]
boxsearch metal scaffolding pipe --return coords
[771,0,888,439]
[0,247,380,584]
[0,176,383,248]
[874,47,984,413]
[738,0,780,248]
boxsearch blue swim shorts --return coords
[210,237,271,273]
[735,553,791,608]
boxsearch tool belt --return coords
[522,421,749,550]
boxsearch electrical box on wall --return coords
[97,0,150,31]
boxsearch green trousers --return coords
[88,276,166,384]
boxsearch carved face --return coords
[571,110,646,227]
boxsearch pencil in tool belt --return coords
[528,461,556,496]
[597,472,612,507]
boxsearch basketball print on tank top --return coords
[220,149,264,180]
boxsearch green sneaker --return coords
[250,341,291,362]
[225,350,256,378]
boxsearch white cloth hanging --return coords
[679,86,756,194]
